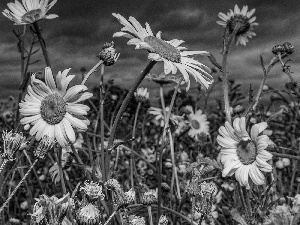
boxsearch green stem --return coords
[81,60,104,85]
[57,147,66,195]
[107,61,157,173]
[0,159,38,213]
[99,65,106,182]
[103,209,118,225]
[33,21,51,67]
[0,160,8,176]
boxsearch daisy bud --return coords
[161,182,171,192]
[275,160,284,169]
[281,158,290,167]
[34,135,55,159]
[75,203,101,225]
[141,190,157,205]
[80,180,105,202]
[129,215,146,225]
[272,45,285,55]
[134,87,149,103]
[98,41,120,66]
[104,178,121,192]
[283,42,295,54]
[263,84,270,91]
[158,215,168,225]
[1,131,25,161]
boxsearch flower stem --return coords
[104,209,118,225]
[130,102,141,188]
[0,158,38,213]
[57,147,67,195]
[157,77,183,222]
[99,65,106,182]
[81,60,104,85]
[107,61,157,172]
[147,206,154,225]
[32,22,51,67]
[0,160,8,176]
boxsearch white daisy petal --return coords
[249,164,265,185]
[222,160,242,177]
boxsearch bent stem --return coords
[130,102,141,188]
[0,158,38,213]
[81,60,104,85]
[32,21,51,67]
[107,60,157,174]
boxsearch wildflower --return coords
[141,189,157,205]
[129,215,146,225]
[217,5,258,46]
[158,215,168,225]
[1,131,25,161]
[134,87,149,103]
[124,188,135,205]
[194,182,217,216]
[35,135,55,159]
[75,203,101,225]
[149,107,182,127]
[112,13,213,90]
[98,41,120,66]
[19,67,92,147]
[2,0,58,25]
[187,109,209,140]
[217,117,273,188]
[81,181,105,201]
[104,178,121,192]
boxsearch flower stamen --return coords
[236,140,257,165]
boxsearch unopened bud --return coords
[35,135,55,159]
[1,131,25,161]
[98,41,120,66]
[134,87,149,103]
[283,42,294,54]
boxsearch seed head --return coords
[141,190,157,205]
[129,215,146,225]
[75,203,101,225]
[98,41,120,66]
[34,135,56,159]
[283,42,295,54]
[1,131,25,161]
[81,180,105,202]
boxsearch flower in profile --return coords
[80,181,105,201]
[149,107,182,127]
[98,41,120,66]
[141,189,157,205]
[187,109,209,140]
[75,202,101,225]
[19,67,92,147]
[1,131,25,161]
[2,0,58,25]
[146,73,179,86]
[35,135,56,159]
[217,5,258,46]
[217,117,273,188]
[134,87,149,103]
[112,13,213,90]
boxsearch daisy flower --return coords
[149,106,181,127]
[134,87,149,103]
[187,109,209,139]
[112,13,213,90]
[2,0,58,25]
[217,117,272,188]
[19,67,92,147]
[217,5,258,46]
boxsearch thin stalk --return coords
[0,158,38,213]
[103,209,118,225]
[99,65,106,181]
[57,147,66,195]
[81,60,104,85]
[159,85,166,117]
[107,61,157,169]
[0,160,8,175]
[157,77,183,222]
[289,160,297,196]
[32,22,50,67]
[221,26,239,124]
[147,206,154,225]
[130,102,141,188]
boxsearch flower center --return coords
[228,15,251,35]
[76,203,101,223]
[40,93,66,125]
[21,9,42,23]
[144,36,181,63]
[191,119,200,130]
[236,140,257,165]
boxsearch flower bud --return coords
[275,160,284,169]
[134,87,149,103]
[35,135,55,159]
[1,131,25,161]
[281,158,290,167]
[98,41,120,66]
[272,45,285,55]
[283,42,294,54]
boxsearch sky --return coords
[0,0,299,105]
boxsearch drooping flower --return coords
[217,117,273,188]
[134,87,149,103]
[2,0,58,25]
[112,13,213,90]
[217,5,258,46]
[19,67,92,147]
[187,109,209,139]
[34,135,56,159]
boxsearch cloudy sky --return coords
[0,0,299,105]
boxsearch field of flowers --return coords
[0,1,299,224]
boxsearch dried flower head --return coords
[283,42,295,54]
[134,87,149,103]
[98,41,120,66]
[81,180,105,201]
[2,0,58,25]
[141,189,157,205]
[112,13,213,90]
[1,131,25,161]
[124,188,136,205]
[75,202,101,225]
[158,215,168,225]
[19,67,92,147]
[104,178,121,192]
[217,5,258,46]
[129,215,146,225]
[34,135,55,159]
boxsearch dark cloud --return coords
[0,0,299,104]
